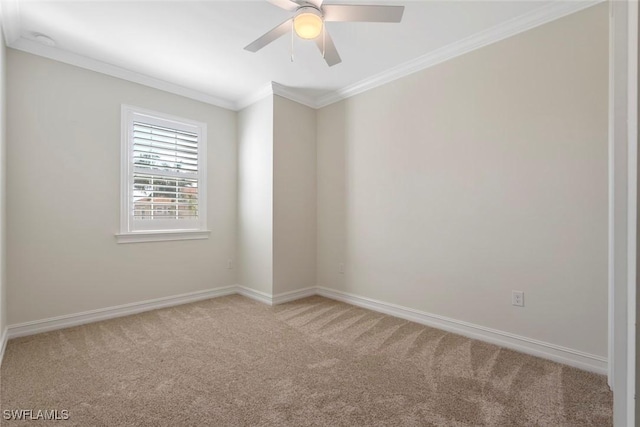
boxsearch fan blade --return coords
[322,5,404,23]
[244,19,293,52]
[303,0,324,8]
[268,0,323,10]
[315,30,341,67]
[266,0,299,12]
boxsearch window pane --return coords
[133,174,198,220]
[132,121,198,174]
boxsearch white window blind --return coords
[132,122,199,220]
[120,106,207,237]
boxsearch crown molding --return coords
[2,0,239,111]
[0,0,21,45]
[8,37,238,111]
[2,0,604,112]
[314,0,605,108]
[235,82,274,111]
[235,82,317,110]
[270,82,317,109]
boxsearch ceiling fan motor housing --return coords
[245,1,405,67]
[294,6,324,40]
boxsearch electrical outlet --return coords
[227,259,233,270]
[512,291,524,307]
[338,263,345,274]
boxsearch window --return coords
[118,105,208,243]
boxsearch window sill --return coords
[115,230,210,244]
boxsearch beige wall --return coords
[317,4,609,357]
[273,95,317,294]
[3,3,611,364]
[7,50,238,325]
[237,95,273,294]
[237,94,317,296]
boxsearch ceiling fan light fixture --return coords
[246,1,405,67]
[294,8,323,40]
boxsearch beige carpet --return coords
[0,295,612,426]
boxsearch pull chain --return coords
[291,22,295,62]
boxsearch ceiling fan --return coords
[244,0,405,67]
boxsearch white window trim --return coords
[117,105,209,244]
[115,230,210,244]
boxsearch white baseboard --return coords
[7,286,237,339]
[272,287,316,305]
[236,286,316,306]
[315,287,607,375]
[5,285,314,341]
[3,283,607,375]
[236,286,274,305]
[0,327,8,367]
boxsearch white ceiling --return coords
[1,1,598,109]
